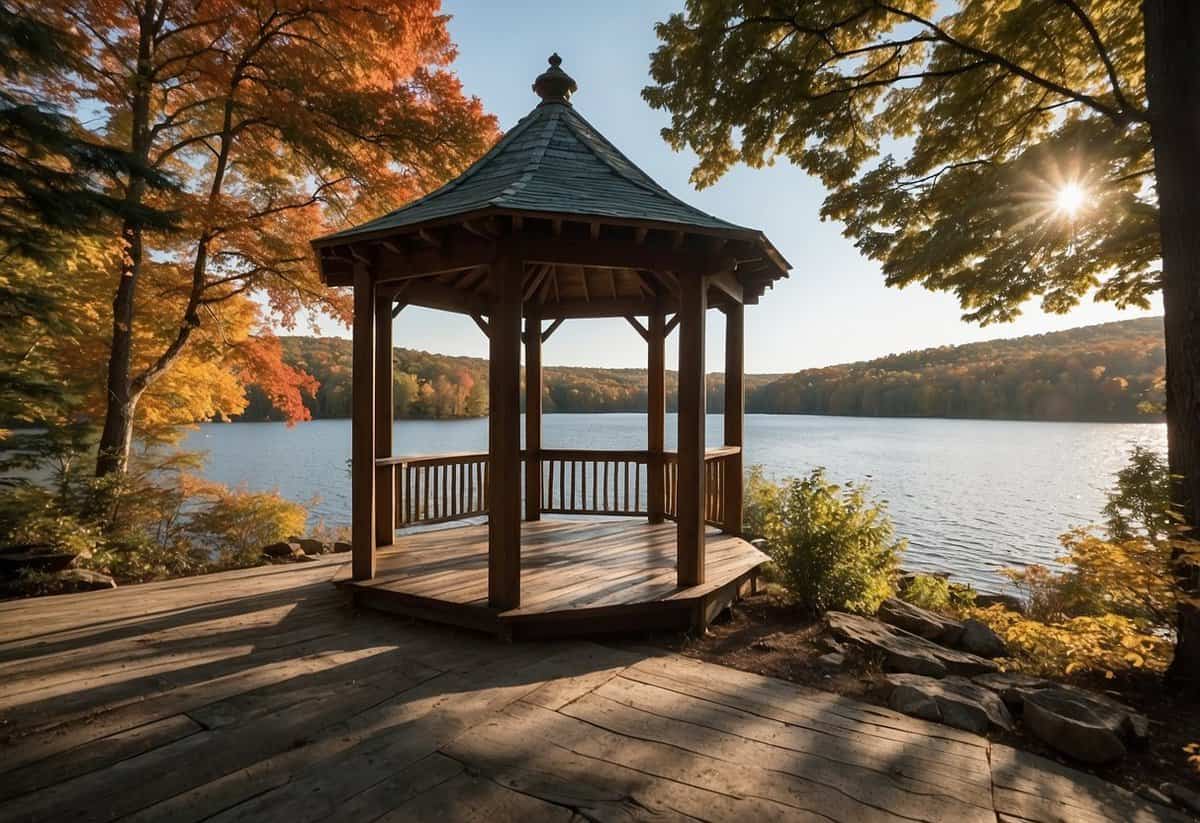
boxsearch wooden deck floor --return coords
[0,557,1186,823]
[337,519,768,636]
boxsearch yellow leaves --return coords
[968,604,1173,677]
[1184,743,1200,773]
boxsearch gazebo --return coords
[311,55,790,638]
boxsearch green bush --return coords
[758,467,904,615]
[904,574,950,611]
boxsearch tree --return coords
[645,0,1200,688]
[19,1,496,477]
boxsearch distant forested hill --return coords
[747,317,1164,422]
[239,317,1164,422]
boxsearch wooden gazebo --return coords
[311,55,790,638]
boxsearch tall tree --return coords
[22,0,496,476]
[644,0,1200,687]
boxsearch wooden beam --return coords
[635,226,648,245]
[351,264,377,581]
[664,313,680,337]
[723,301,744,536]
[374,294,395,548]
[391,302,406,319]
[471,312,490,338]
[525,308,542,523]
[539,296,678,320]
[488,256,522,610]
[523,264,552,301]
[371,235,717,281]
[624,315,649,341]
[648,305,666,525]
[707,270,743,304]
[540,317,565,343]
[401,280,489,315]
[676,272,706,587]
[417,228,441,248]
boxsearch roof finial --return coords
[532,53,577,105]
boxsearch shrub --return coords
[742,464,779,542]
[186,481,308,568]
[968,604,1172,677]
[759,468,904,615]
[904,574,950,611]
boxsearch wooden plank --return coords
[375,293,395,547]
[488,255,522,609]
[723,301,744,535]
[648,303,665,525]
[525,309,541,522]
[351,264,377,580]
[676,272,706,587]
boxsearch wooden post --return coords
[524,307,542,521]
[488,255,522,609]
[647,302,666,523]
[676,274,706,586]
[374,295,395,547]
[723,301,744,535]
[351,264,377,581]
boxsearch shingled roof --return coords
[319,55,752,243]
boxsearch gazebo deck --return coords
[336,520,767,638]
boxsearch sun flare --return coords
[1055,182,1088,217]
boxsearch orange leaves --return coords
[235,333,318,425]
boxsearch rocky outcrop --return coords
[958,618,1008,658]
[971,672,1053,711]
[262,541,305,560]
[885,673,1014,734]
[826,611,998,677]
[877,597,964,645]
[1022,689,1130,765]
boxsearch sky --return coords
[299,0,1159,375]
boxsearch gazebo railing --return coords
[540,449,648,517]
[379,452,489,527]
[376,446,740,531]
[663,447,740,529]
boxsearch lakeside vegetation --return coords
[237,317,1164,423]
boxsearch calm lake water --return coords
[182,415,1165,592]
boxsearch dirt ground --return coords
[647,589,1200,807]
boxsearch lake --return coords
[182,414,1165,592]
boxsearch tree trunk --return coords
[1144,0,1200,692]
[95,223,143,478]
[95,1,157,479]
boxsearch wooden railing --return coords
[376,445,740,531]
[663,447,740,530]
[539,449,648,516]
[378,452,489,527]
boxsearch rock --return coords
[55,569,117,592]
[296,538,332,555]
[1023,689,1128,765]
[332,541,352,554]
[975,592,1025,613]
[971,672,1053,711]
[826,612,998,678]
[958,618,1008,658]
[262,541,303,559]
[294,553,319,562]
[877,597,963,645]
[816,652,845,669]
[815,635,845,655]
[1160,782,1200,815]
[885,673,1014,734]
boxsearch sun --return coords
[1055,182,1088,218]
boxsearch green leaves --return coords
[645,0,1156,323]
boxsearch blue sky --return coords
[305,0,1159,374]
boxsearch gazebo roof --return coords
[320,55,747,243]
[312,56,789,309]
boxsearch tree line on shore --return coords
[238,317,1164,423]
